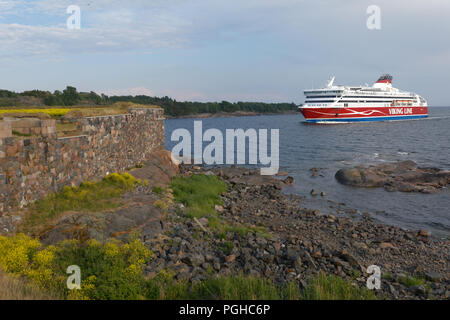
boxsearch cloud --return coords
[0,0,192,58]
[2,0,449,60]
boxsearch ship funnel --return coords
[373,74,393,88]
[376,74,392,84]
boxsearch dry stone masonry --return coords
[0,108,164,213]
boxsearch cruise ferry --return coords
[298,75,428,123]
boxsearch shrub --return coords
[0,234,153,300]
[0,234,41,273]
[52,238,153,300]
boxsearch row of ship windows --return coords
[307,103,414,106]
[305,100,407,103]
[305,96,416,99]
[305,91,343,94]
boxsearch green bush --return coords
[52,238,153,300]
[0,234,153,300]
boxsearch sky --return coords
[0,0,449,105]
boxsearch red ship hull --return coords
[299,106,428,123]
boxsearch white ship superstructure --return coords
[299,75,428,122]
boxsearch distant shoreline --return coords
[165,110,299,119]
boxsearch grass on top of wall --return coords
[23,173,147,233]
[0,108,71,118]
[0,103,160,119]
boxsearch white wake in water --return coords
[425,116,450,120]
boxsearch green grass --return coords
[219,241,234,255]
[152,186,164,195]
[146,272,303,300]
[23,172,144,232]
[350,269,362,280]
[146,271,376,300]
[170,174,228,219]
[399,275,425,287]
[170,174,271,239]
[303,272,377,300]
[382,272,393,281]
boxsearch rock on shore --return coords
[335,160,450,193]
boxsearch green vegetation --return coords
[0,86,297,117]
[147,272,302,300]
[0,268,58,300]
[171,174,271,239]
[350,269,362,280]
[0,234,152,300]
[172,174,271,238]
[382,272,393,281]
[303,272,377,300]
[399,275,425,287]
[219,241,234,255]
[171,174,228,219]
[12,130,32,137]
[111,96,298,117]
[152,186,164,195]
[23,173,146,232]
[0,234,377,300]
[0,108,71,118]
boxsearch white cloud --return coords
[1,0,449,59]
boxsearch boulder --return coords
[335,161,450,193]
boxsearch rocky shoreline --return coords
[143,165,449,300]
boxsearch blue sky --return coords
[0,0,449,105]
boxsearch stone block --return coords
[11,118,41,128]
[12,127,31,135]
[0,121,12,138]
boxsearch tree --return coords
[62,86,80,106]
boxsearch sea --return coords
[165,107,450,239]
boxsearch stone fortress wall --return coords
[0,107,165,213]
